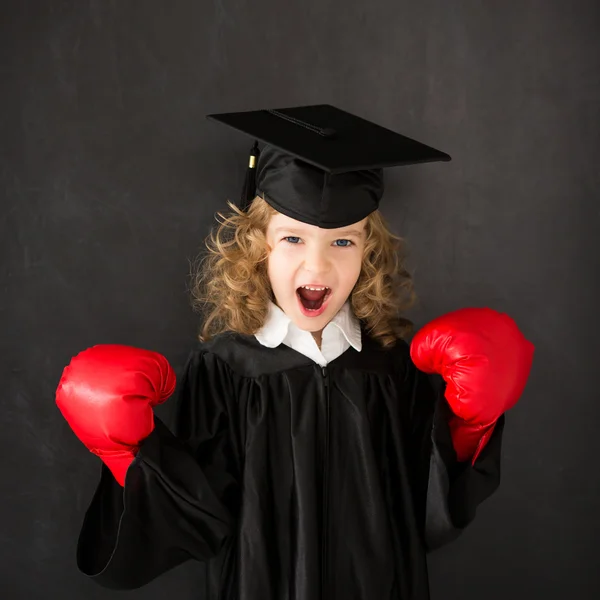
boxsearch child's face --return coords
[266,212,367,333]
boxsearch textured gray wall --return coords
[2,1,599,598]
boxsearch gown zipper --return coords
[321,365,330,599]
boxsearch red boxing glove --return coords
[410,307,534,464]
[56,344,176,486]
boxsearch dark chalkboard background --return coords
[2,1,599,598]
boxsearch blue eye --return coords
[282,237,353,247]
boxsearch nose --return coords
[302,244,331,275]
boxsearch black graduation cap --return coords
[206,104,451,229]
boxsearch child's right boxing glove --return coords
[55,344,177,486]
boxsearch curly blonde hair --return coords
[189,195,416,348]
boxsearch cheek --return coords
[334,255,362,293]
[267,247,294,289]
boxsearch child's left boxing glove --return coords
[410,307,534,464]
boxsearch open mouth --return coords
[296,285,332,312]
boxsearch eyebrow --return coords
[273,226,365,237]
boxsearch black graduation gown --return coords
[76,328,505,599]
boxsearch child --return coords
[56,105,534,600]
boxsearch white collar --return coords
[255,300,362,352]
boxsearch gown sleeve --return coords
[75,347,240,590]
[406,362,505,552]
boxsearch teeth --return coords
[300,285,329,291]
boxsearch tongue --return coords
[299,288,327,301]
[298,287,328,310]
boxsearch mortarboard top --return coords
[206,104,451,229]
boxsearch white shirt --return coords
[254,301,362,366]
